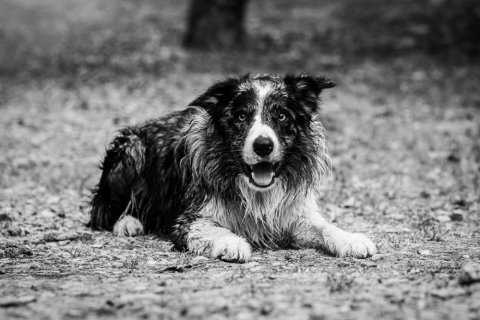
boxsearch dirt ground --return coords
[1,1,480,319]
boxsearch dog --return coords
[88,74,376,262]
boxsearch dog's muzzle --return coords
[242,124,281,189]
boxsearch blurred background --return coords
[1,0,479,77]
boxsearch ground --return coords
[1,0,480,319]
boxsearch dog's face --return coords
[190,74,335,191]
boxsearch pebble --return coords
[459,263,480,285]
[359,260,377,268]
[450,211,464,221]
[146,257,157,267]
[436,215,451,223]
[337,261,350,267]
[39,209,56,218]
[342,197,356,208]
[371,254,385,261]
[260,303,273,315]
[417,249,432,255]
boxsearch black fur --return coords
[89,74,335,249]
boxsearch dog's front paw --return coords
[325,229,377,258]
[210,236,252,263]
[336,233,377,258]
[113,216,144,237]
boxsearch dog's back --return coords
[89,108,201,234]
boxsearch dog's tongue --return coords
[251,162,275,186]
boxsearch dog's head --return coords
[190,74,335,192]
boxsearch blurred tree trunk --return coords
[184,0,249,49]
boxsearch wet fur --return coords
[89,74,376,261]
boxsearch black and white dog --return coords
[89,74,376,262]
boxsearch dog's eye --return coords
[278,113,287,122]
[237,112,247,122]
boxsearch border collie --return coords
[89,74,376,262]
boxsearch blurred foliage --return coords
[331,0,480,55]
[426,0,480,54]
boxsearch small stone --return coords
[146,257,157,267]
[420,190,431,199]
[446,152,460,163]
[260,303,273,315]
[46,196,61,204]
[247,299,260,310]
[111,262,124,268]
[385,190,396,200]
[342,197,355,208]
[435,214,451,223]
[459,263,480,285]
[337,261,350,267]
[39,209,55,218]
[360,260,377,268]
[453,197,467,207]
[450,211,464,221]
[371,254,385,261]
[417,249,432,255]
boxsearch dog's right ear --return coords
[188,77,243,112]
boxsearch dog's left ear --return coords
[188,77,242,113]
[283,74,336,113]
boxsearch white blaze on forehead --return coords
[242,81,281,165]
[253,81,274,107]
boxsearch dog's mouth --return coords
[243,162,279,188]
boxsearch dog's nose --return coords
[253,136,274,157]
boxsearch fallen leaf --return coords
[417,249,432,255]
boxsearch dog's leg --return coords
[293,197,377,258]
[113,210,144,237]
[173,217,251,262]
